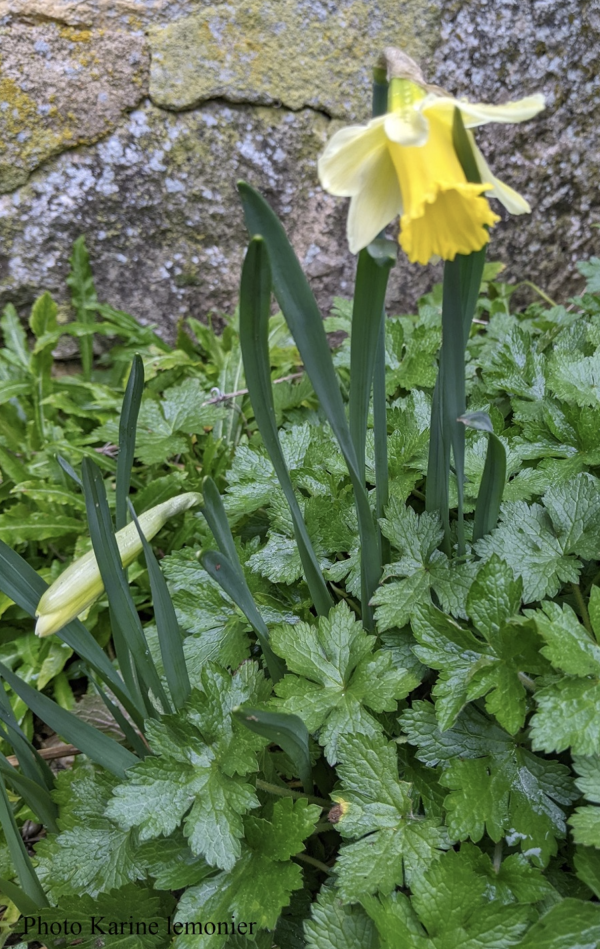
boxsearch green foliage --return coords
[5,235,600,948]
[271,602,417,763]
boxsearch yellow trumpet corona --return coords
[35,492,202,638]
[318,63,545,264]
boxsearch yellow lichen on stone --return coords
[0,21,149,192]
[57,26,96,43]
[0,74,65,191]
[149,0,441,120]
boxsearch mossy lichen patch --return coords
[0,20,149,192]
[149,0,441,120]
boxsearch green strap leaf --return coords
[81,457,171,717]
[459,412,507,541]
[128,498,191,710]
[425,108,486,555]
[234,706,313,794]
[201,476,244,573]
[0,661,138,779]
[57,454,83,487]
[372,296,390,564]
[0,754,58,833]
[349,242,395,475]
[0,877,42,917]
[0,774,48,908]
[239,237,333,616]
[371,69,391,564]
[201,477,285,678]
[116,355,144,531]
[90,679,150,760]
[0,684,55,792]
[201,549,285,683]
[238,182,381,627]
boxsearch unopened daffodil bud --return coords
[35,492,202,637]
[318,48,545,265]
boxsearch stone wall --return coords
[0,0,598,341]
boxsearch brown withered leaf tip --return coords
[327,804,343,824]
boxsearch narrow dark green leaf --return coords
[349,242,394,472]
[459,412,507,541]
[239,238,333,616]
[0,537,139,723]
[373,312,390,564]
[234,707,313,793]
[425,108,486,556]
[127,498,190,709]
[66,236,98,381]
[441,257,468,554]
[0,686,55,792]
[0,661,138,779]
[238,182,381,627]
[0,755,58,832]
[0,774,47,908]
[91,679,150,760]
[452,108,482,185]
[57,453,83,488]
[81,457,171,716]
[116,355,144,531]
[201,549,285,683]
[0,877,41,916]
[371,68,389,118]
[201,476,244,574]
[369,62,390,550]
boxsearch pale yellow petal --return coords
[384,109,429,146]
[318,117,387,196]
[347,148,402,254]
[471,138,531,214]
[425,94,545,128]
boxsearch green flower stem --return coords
[255,778,330,809]
[517,671,536,693]
[571,582,594,638]
[293,852,334,875]
[312,822,336,835]
[493,841,503,873]
[371,65,391,564]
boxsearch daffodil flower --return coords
[318,51,545,264]
[35,492,202,637]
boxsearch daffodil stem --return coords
[371,66,391,562]
[571,582,594,638]
[373,310,390,564]
[255,778,330,809]
[293,853,333,875]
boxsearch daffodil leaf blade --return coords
[115,354,144,531]
[234,707,313,794]
[239,237,333,617]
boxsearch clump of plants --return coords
[1,48,600,949]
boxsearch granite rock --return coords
[0,0,194,28]
[0,20,149,191]
[0,0,598,339]
[149,0,438,120]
